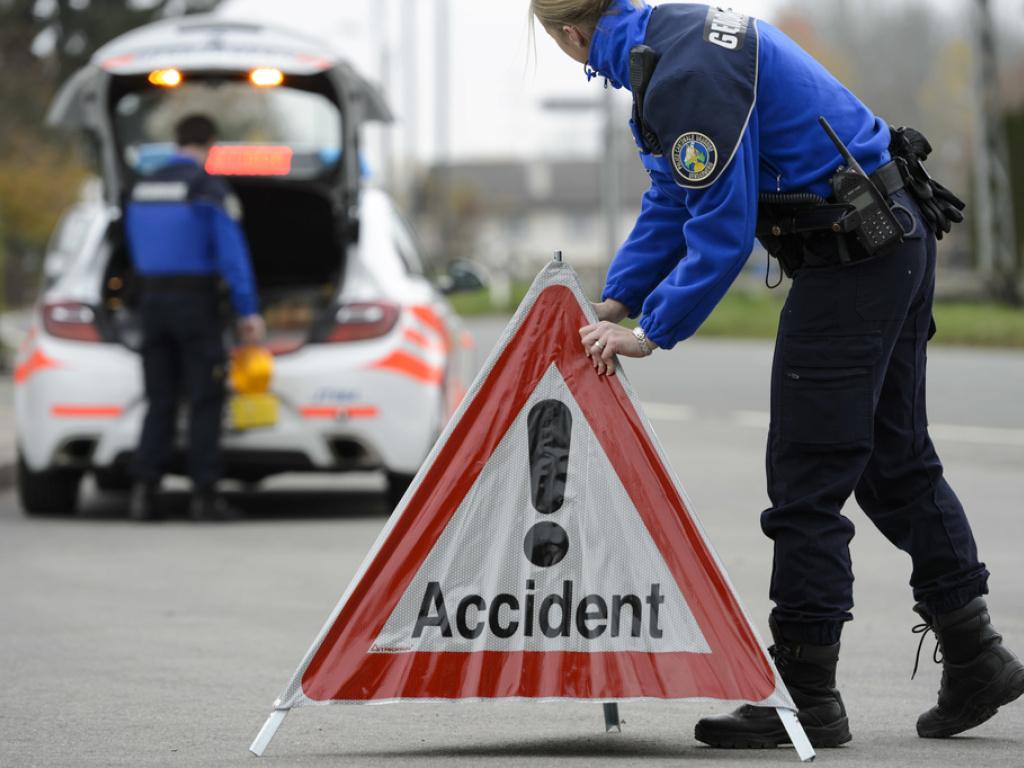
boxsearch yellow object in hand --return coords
[230,346,274,395]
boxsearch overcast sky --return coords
[217,0,789,165]
[217,0,1019,169]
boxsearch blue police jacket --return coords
[125,155,259,317]
[590,1,891,348]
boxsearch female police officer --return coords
[531,0,1023,749]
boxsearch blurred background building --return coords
[1,0,1022,305]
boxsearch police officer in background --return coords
[532,0,1023,749]
[125,114,264,522]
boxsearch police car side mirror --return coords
[438,260,489,295]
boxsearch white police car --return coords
[14,16,474,515]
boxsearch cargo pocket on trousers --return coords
[780,334,882,445]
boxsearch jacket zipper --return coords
[762,156,784,191]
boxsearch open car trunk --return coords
[100,182,344,355]
[233,181,344,354]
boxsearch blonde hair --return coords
[528,0,644,63]
[530,0,616,30]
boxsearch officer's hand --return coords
[237,314,266,345]
[592,298,630,324]
[579,321,657,377]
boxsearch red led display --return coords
[206,145,293,176]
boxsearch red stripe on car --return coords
[370,350,443,385]
[299,406,380,420]
[14,348,61,384]
[409,306,450,352]
[51,405,124,418]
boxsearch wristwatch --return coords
[632,326,654,357]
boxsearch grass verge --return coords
[451,286,1024,349]
[930,302,1024,348]
[446,284,531,317]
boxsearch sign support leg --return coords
[776,708,815,762]
[250,709,288,757]
[603,702,621,732]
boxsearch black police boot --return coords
[189,487,240,522]
[129,482,161,522]
[694,619,851,749]
[914,597,1024,738]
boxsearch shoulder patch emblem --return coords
[671,133,718,184]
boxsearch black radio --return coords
[819,116,903,256]
[629,45,661,155]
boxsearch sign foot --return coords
[776,708,815,762]
[250,710,288,757]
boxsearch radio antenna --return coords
[818,116,865,175]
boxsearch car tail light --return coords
[325,302,399,343]
[42,302,102,342]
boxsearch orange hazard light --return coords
[147,68,182,87]
[205,145,293,176]
[249,67,284,87]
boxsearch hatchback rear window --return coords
[114,80,341,180]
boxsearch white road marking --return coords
[732,410,770,429]
[641,402,1024,448]
[929,424,1024,448]
[640,402,695,422]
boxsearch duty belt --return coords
[757,160,907,276]
[139,274,220,293]
[760,161,905,240]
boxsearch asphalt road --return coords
[2,318,1023,768]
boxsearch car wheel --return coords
[385,471,416,513]
[94,468,133,493]
[17,455,81,516]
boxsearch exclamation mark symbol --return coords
[523,400,572,567]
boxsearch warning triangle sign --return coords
[373,365,712,658]
[267,260,794,714]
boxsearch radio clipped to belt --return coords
[819,116,907,256]
[757,119,966,281]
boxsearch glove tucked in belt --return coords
[889,126,966,241]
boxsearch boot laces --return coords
[911,621,943,680]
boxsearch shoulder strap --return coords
[642,5,760,190]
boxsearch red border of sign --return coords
[300,285,775,703]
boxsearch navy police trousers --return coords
[133,289,227,491]
[762,191,989,645]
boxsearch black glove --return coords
[890,127,966,240]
